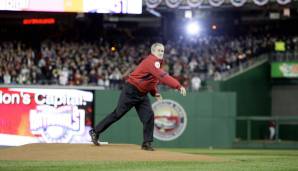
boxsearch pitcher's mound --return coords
[0,143,220,161]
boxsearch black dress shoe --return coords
[89,129,100,146]
[141,142,154,151]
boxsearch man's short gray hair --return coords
[151,43,164,53]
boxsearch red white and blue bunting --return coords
[186,0,204,8]
[146,0,292,8]
[276,0,291,5]
[208,0,225,7]
[165,0,183,8]
[230,0,247,7]
[146,0,162,9]
[252,0,269,6]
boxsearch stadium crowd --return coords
[0,35,297,90]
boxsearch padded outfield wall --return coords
[94,91,236,148]
[208,60,271,140]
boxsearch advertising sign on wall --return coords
[0,88,94,146]
[271,62,298,78]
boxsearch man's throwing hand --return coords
[155,93,163,101]
[179,86,186,96]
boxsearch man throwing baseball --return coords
[89,43,186,151]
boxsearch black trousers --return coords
[94,83,154,143]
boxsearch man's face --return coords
[153,45,164,59]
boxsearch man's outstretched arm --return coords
[147,62,186,96]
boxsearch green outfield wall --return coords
[208,61,271,140]
[94,91,236,148]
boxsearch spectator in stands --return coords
[3,70,11,84]
[191,75,201,91]
[59,67,69,85]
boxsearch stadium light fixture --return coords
[186,21,201,35]
[212,24,217,30]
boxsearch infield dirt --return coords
[0,143,221,161]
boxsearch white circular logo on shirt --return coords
[154,61,161,69]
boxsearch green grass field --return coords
[1,148,298,171]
